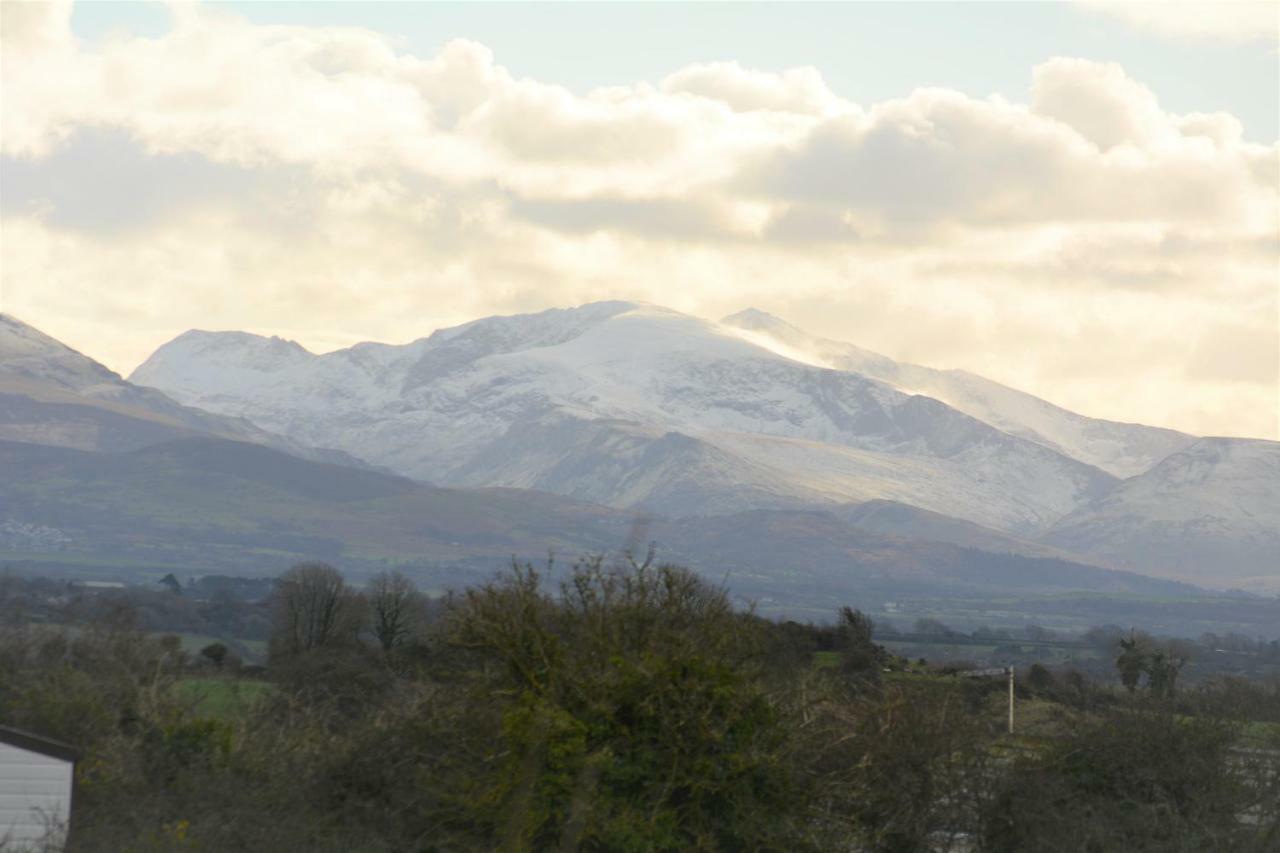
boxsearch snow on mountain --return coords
[721,308,1194,478]
[2,313,123,393]
[1040,437,1280,591]
[0,313,361,466]
[131,302,1115,535]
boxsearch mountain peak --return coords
[0,312,121,390]
[721,307,791,331]
[169,328,311,353]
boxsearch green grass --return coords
[813,651,840,669]
[175,677,276,720]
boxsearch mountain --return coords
[0,436,619,573]
[0,437,1193,608]
[651,509,1196,608]
[834,499,1080,562]
[721,308,1194,478]
[0,314,362,466]
[1041,438,1280,592]
[130,302,1116,536]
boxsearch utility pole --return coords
[1007,666,1015,735]
[957,666,1016,734]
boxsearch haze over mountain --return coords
[128,301,1280,590]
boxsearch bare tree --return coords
[270,562,363,659]
[368,570,419,653]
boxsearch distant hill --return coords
[0,437,622,574]
[834,499,1077,561]
[0,437,1196,607]
[652,509,1195,608]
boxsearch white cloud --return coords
[1076,1,1279,43]
[1,1,1276,439]
[1030,58,1169,150]
[661,61,847,116]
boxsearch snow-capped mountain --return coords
[1042,438,1280,592]
[0,313,360,465]
[722,309,1193,478]
[130,302,1115,535]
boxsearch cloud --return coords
[661,61,845,115]
[1030,58,1168,150]
[743,74,1272,233]
[1076,1,1279,43]
[0,127,257,231]
[508,195,753,242]
[1186,320,1280,385]
[1,2,1276,439]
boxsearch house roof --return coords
[0,725,78,763]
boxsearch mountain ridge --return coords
[130,302,1116,535]
[0,313,368,468]
[1042,436,1280,592]
[720,307,1196,478]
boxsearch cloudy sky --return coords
[2,1,1277,440]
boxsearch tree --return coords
[913,617,953,637]
[1117,632,1148,692]
[447,558,807,849]
[1026,663,1055,693]
[1148,641,1192,698]
[269,562,363,660]
[159,573,182,595]
[836,606,885,678]
[200,642,228,669]
[367,570,419,653]
[981,704,1248,851]
[1116,632,1191,698]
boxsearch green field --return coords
[175,677,276,720]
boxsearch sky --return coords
[1,0,1277,440]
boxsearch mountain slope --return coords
[722,308,1194,478]
[0,314,362,466]
[0,437,621,570]
[834,499,1084,562]
[130,303,1115,535]
[652,509,1195,604]
[0,437,1193,605]
[1040,437,1280,592]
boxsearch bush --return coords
[981,702,1261,852]
[446,558,810,850]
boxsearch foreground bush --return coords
[446,559,809,850]
[1,559,1277,851]
[981,703,1278,852]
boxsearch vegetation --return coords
[0,559,1277,851]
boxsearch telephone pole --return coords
[1007,666,1015,734]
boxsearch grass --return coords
[813,651,840,669]
[176,677,276,720]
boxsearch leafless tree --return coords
[368,570,419,653]
[270,562,363,659]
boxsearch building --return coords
[0,726,76,851]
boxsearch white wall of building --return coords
[0,741,73,851]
